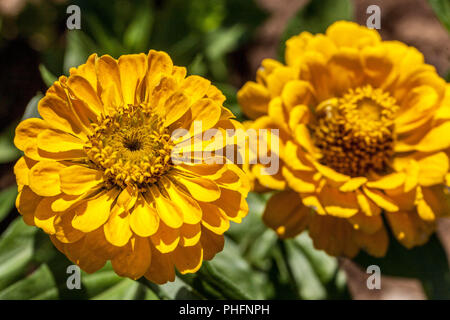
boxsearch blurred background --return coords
[0,0,449,300]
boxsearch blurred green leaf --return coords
[227,192,269,247]
[187,0,226,32]
[0,218,37,290]
[64,30,97,73]
[0,185,17,222]
[246,229,278,270]
[0,123,21,164]
[429,0,450,31]
[39,64,57,88]
[123,3,154,53]
[355,233,450,299]
[0,264,58,300]
[22,93,43,120]
[207,240,267,299]
[0,219,162,300]
[292,232,337,283]
[176,240,269,299]
[279,0,353,60]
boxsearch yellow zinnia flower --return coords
[238,21,450,258]
[13,50,249,283]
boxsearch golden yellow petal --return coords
[363,186,399,212]
[60,165,103,195]
[199,202,229,235]
[150,221,180,253]
[170,174,221,202]
[161,177,202,224]
[66,74,103,116]
[366,173,405,190]
[319,185,359,218]
[200,226,224,261]
[237,81,271,119]
[14,157,30,191]
[111,236,151,280]
[180,223,201,247]
[339,177,368,192]
[62,237,107,273]
[180,75,211,102]
[386,210,434,249]
[354,226,388,258]
[14,118,50,152]
[96,55,123,112]
[144,245,175,284]
[326,20,380,49]
[163,92,190,127]
[118,53,147,105]
[37,129,85,154]
[104,205,132,247]
[356,190,381,217]
[54,209,84,244]
[417,152,449,186]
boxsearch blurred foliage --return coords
[355,232,450,300]
[0,123,21,164]
[0,0,449,300]
[0,190,349,300]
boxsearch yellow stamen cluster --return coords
[313,86,399,176]
[85,104,174,189]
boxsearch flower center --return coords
[85,105,174,188]
[313,85,399,177]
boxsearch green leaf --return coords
[246,229,278,270]
[92,278,158,300]
[354,233,450,299]
[0,264,58,300]
[38,64,57,88]
[206,241,265,299]
[292,232,338,283]
[429,0,450,31]
[0,185,18,222]
[279,0,353,60]
[227,192,270,244]
[188,54,208,77]
[22,93,43,120]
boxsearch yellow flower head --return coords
[238,21,450,258]
[14,50,249,283]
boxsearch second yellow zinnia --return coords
[238,21,450,258]
[14,50,250,283]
